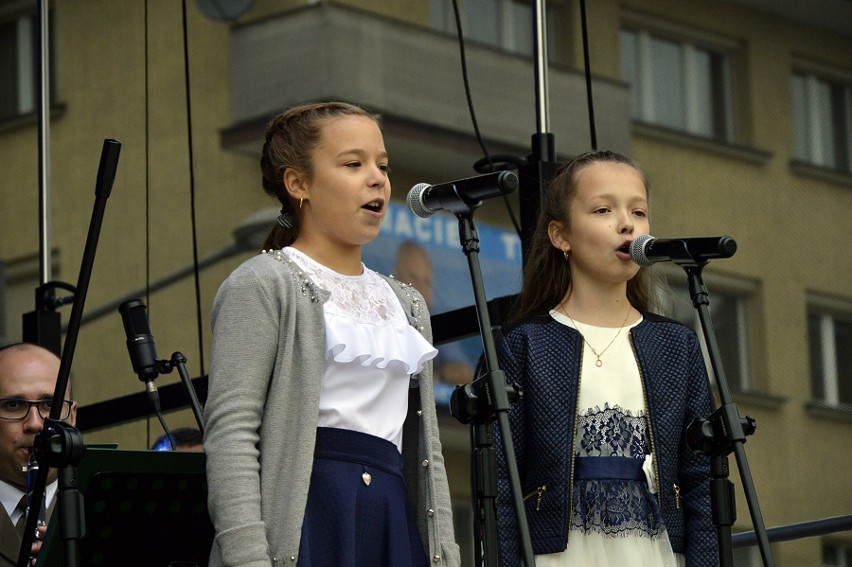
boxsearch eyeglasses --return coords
[0,398,73,421]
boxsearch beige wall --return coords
[622,1,852,565]
[1,0,850,564]
[2,0,265,447]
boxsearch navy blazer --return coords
[494,313,719,567]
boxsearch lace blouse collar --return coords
[282,247,437,374]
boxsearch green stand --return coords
[36,447,213,567]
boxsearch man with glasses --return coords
[0,343,77,567]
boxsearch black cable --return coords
[180,0,206,377]
[580,0,598,150]
[146,384,175,450]
[450,0,522,238]
[450,0,491,169]
[143,0,153,449]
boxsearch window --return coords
[823,541,852,567]
[809,298,852,407]
[0,2,56,121]
[792,70,852,174]
[0,10,35,120]
[430,0,555,57]
[660,274,753,392]
[620,27,734,142]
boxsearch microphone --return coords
[118,299,160,382]
[629,234,737,267]
[407,170,519,218]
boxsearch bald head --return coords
[0,343,59,369]
[0,343,76,488]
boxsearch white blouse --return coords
[283,247,437,452]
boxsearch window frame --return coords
[823,540,852,567]
[0,4,55,125]
[657,267,757,393]
[429,0,557,57]
[792,62,852,175]
[808,294,852,408]
[620,13,741,144]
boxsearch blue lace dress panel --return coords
[571,404,664,537]
[535,312,681,567]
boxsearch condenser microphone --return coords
[629,234,737,267]
[407,170,519,218]
[118,299,160,382]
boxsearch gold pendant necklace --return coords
[564,307,632,367]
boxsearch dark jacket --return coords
[494,313,719,567]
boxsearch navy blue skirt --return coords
[297,427,428,567]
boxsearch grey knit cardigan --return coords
[203,251,460,567]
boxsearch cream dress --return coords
[534,311,685,567]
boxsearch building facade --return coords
[1,0,850,564]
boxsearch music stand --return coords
[35,447,213,567]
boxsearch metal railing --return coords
[732,514,852,548]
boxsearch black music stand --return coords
[35,447,213,567]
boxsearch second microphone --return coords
[407,170,519,218]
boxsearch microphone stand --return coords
[146,352,206,433]
[19,139,122,567]
[517,0,559,262]
[118,298,205,436]
[676,258,775,567]
[447,6,553,562]
[446,203,535,567]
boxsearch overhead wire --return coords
[141,1,207,445]
[448,0,601,236]
[144,0,151,314]
[580,0,598,150]
[450,0,522,238]
[144,0,153,448]
[179,0,206,378]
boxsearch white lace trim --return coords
[285,247,401,325]
[283,247,437,374]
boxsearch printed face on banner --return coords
[363,203,522,387]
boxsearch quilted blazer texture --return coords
[494,313,719,567]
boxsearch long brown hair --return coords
[509,150,659,323]
[260,101,382,250]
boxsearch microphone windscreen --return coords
[629,234,655,267]
[406,183,433,218]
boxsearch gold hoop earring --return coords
[300,198,304,209]
[563,250,569,261]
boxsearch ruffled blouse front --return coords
[283,247,437,451]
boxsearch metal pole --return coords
[36,0,52,283]
[532,0,551,137]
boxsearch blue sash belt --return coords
[574,456,645,481]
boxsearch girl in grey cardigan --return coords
[203,102,460,567]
